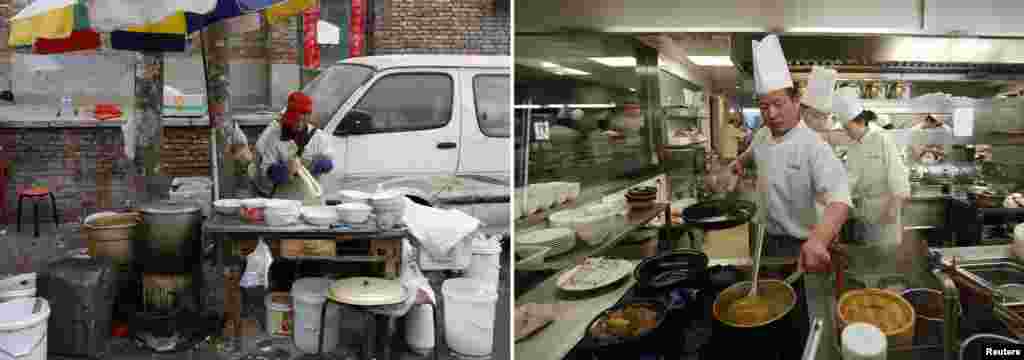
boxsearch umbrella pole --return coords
[199,28,221,202]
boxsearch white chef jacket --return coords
[751,119,853,240]
[750,120,844,223]
[252,120,333,195]
[846,124,910,232]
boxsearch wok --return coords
[577,299,670,357]
[681,199,756,231]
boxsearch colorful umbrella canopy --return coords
[9,0,315,54]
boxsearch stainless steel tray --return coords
[957,261,1024,306]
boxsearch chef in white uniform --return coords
[730,36,852,359]
[833,87,911,272]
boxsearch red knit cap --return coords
[287,91,313,114]
[282,110,302,129]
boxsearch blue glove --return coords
[311,158,334,176]
[268,162,289,185]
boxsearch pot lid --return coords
[328,277,406,306]
[139,200,200,215]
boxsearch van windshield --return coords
[302,64,375,128]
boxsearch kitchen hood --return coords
[732,34,1024,76]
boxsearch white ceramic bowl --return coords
[240,198,268,209]
[337,203,373,224]
[265,211,300,227]
[339,190,371,204]
[214,199,241,216]
[301,206,339,226]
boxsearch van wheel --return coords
[406,195,431,207]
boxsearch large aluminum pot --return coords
[135,201,202,273]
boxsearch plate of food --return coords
[556,257,635,292]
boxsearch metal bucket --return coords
[136,201,202,273]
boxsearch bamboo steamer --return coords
[837,288,916,348]
[83,212,140,271]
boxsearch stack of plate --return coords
[337,202,373,224]
[625,186,657,211]
[371,190,406,229]
[549,208,618,246]
[214,199,241,216]
[266,200,301,226]
[338,190,371,204]
[301,206,339,226]
[517,228,576,257]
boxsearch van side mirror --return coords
[335,110,373,135]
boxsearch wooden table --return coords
[201,215,410,321]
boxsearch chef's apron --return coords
[846,140,903,275]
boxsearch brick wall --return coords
[373,0,510,55]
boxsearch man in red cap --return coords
[251,91,334,197]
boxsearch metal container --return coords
[42,255,117,359]
[135,201,202,273]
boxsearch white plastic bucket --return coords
[0,275,35,303]
[466,239,502,294]
[265,293,293,338]
[404,304,435,356]
[291,278,340,354]
[443,278,498,357]
[0,298,49,360]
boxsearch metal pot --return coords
[135,201,202,273]
[709,271,806,358]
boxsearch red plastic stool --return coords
[17,187,58,238]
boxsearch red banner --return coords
[303,7,320,69]
[350,0,365,58]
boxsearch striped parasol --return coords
[8,0,316,54]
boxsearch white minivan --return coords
[305,55,510,229]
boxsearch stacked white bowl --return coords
[370,190,406,229]
[214,199,241,216]
[338,190,372,204]
[265,199,301,226]
[301,206,340,226]
[337,202,373,224]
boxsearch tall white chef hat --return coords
[833,86,864,126]
[752,34,793,95]
[801,66,838,113]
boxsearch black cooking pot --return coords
[633,249,708,294]
[576,299,670,358]
[681,200,756,231]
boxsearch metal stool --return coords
[17,187,58,238]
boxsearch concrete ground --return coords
[3,223,510,360]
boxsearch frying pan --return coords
[681,199,757,231]
[577,299,670,353]
[633,249,709,293]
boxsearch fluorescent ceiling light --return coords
[629,88,637,92]
[553,67,590,76]
[540,61,560,68]
[687,56,734,67]
[787,27,920,35]
[513,104,617,109]
[742,108,760,113]
[588,57,636,67]
[557,104,616,109]
[602,27,766,33]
